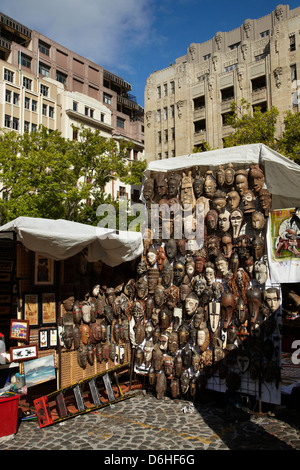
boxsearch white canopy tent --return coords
[0,217,143,267]
[144,143,300,210]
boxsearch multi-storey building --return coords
[144,4,300,161]
[0,11,144,202]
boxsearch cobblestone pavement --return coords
[1,391,300,453]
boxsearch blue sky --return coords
[1,0,299,107]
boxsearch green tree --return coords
[277,110,300,163]
[223,99,279,148]
[0,125,146,225]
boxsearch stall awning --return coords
[145,143,300,210]
[0,217,143,267]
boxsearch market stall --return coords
[131,143,300,406]
[0,219,143,405]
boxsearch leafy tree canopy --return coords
[0,125,146,225]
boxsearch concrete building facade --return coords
[0,11,144,202]
[144,4,300,161]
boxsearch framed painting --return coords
[24,294,39,327]
[9,319,29,342]
[34,254,54,285]
[42,293,56,325]
[10,344,38,362]
[23,355,56,388]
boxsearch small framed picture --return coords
[24,294,39,326]
[42,293,56,325]
[10,344,38,362]
[9,319,30,342]
[49,329,58,348]
[39,330,48,349]
[34,254,54,285]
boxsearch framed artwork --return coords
[39,328,58,350]
[24,355,56,388]
[34,254,54,285]
[10,344,38,362]
[9,319,29,342]
[24,294,39,326]
[39,330,48,349]
[49,329,58,348]
[42,293,56,325]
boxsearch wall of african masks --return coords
[60,254,138,382]
[132,163,282,403]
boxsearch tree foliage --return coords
[223,99,300,165]
[0,125,146,225]
[223,99,279,148]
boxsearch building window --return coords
[20,54,31,69]
[73,101,78,111]
[157,86,161,99]
[255,53,266,61]
[24,96,30,109]
[170,105,175,118]
[164,151,168,159]
[31,123,37,132]
[103,93,112,105]
[73,128,78,140]
[100,113,104,122]
[23,77,32,90]
[49,106,54,118]
[163,83,168,96]
[221,86,234,101]
[40,84,49,97]
[164,107,168,120]
[291,64,297,81]
[290,34,296,52]
[56,71,67,85]
[193,95,205,110]
[119,186,126,197]
[222,112,234,126]
[171,127,175,140]
[157,109,161,122]
[24,121,30,132]
[260,30,270,38]
[13,93,19,105]
[158,153,162,160]
[117,117,125,128]
[32,100,37,112]
[39,63,50,77]
[229,42,240,50]
[89,109,94,119]
[158,131,161,144]
[170,81,175,94]
[203,53,211,61]
[12,117,19,130]
[4,115,11,128]
[194,119,206,133]
[5,89,11,103]
[42,104,47,116]
[164,129,168,142]
[4,69,14,83]
[39,41,50,56]
[224,63,237,72]
[85,106,89,116]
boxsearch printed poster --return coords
[267,208,300,283]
